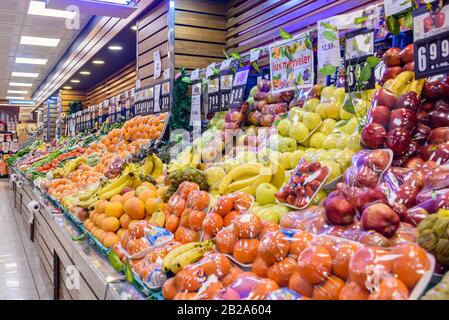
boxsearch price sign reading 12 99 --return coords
[414,0,449,79]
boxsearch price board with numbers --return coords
[160,80,170,112]
[229,66,250,108]
[344,29,375,92]
[208,76,220,113]
[414,0,449,79]
[220,71,233,111]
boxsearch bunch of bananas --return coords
[383,71,426,96]
[162,240,213,273]
[217,160,285,195]
[56,157,87,178]
[417,209,449,265]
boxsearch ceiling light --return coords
[70,79,80,83]
[8,90,28,94]
[9,82,33,87]
[63,86,72,90]
[80,71,91,75]
[6,96,25,100]
[108,45,123,51]
[131,25,137,31]
[20,35,60,47]
[12,72,39,78]
[92,60,105,64]
[28,1,77,19]
[15,57,48,65]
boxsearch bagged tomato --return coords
[344,149,393,189]
[275,159,330,209]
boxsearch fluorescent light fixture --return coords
[12,72,39,78]
[70,79,80,83]
[63,86,72,90]
[95,0,133,4]
[6,96,25,100]
[28,1,77,19]
[80,71,91,75]
[8,90,28,94]
[15,57,48,65]
[9,99,35,105]
[108,45,123,50]
[9,82,33,87]
[131,25,137,31]
[20,35,60,47]
[92,60,105,64]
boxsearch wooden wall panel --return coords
[226,0,374,57]
[174,0,227,71]
[59,90,86,113]
[137,0,170,87]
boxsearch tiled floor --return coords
[0,180,53,300]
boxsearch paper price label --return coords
[220,58,232,71]
[250,49,261,62]
[190,69,200,81]
[206,63,216,78]
[153,50,161,79]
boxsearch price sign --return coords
[414,0,449,79]
[220,58,232,71]
[160,80,170,112]
[154,84,161,113]
[208,76,220,113]
[250,49,261,62]
[206,63,216,78]
[229,66,250,108]
[190,69,200,81]
[344,29,376,92]
[190,81,202,127]
[317,19,341,73]
[153,50,161,79]
[220,71,233,111]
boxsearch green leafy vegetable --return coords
[335,119,350,128]
[251,61,261,74]
[305,36,313,50]
[319,65,337,76]
[124,259,134,283]
[343,99,356,114]
[322,30,337,42]
[386,15,400,35]
[404,10,413,29]
[320,22,337,31]
[366,56,381,68]
[359,64,372,82]
[280,28,293,40]
[230,52,241,60]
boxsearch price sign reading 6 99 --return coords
[414,0,449,79]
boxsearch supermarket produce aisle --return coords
[0,180,52,300]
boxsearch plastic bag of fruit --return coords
[161,252,243,300]
[165,181,211,244]
[344,149,393,189]
[202,192,254,239]
[247,230,433,300]
[224,102,249,130]
[116,220,173,260]
[275,159,330,209]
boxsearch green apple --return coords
[288,107,304,121]
[302,112,322,131]
[326,102,340,120]
[249,86,259,97]
[321,85,336,100]
[274,204,290,220]
[236,150,257,163]
[311,190,327,205]
[135,185,149,197]
[347,135,362,151]
[280,152,292,169]
[303,98,320,112]
[315,149,331,161]
[336,134,350,150]
[278,137,297,153]
[335,87,346,105]
[297,145,305,151]
[309,132,326,149]
[303,149,318,162]
[315,103,329,119]
[319,118,337,135]
[339,105,354,120]
[336,148,354,169]
[322,134,338,149]
[205,166,226,187]
[255,183,278,205]
[277,118,292,137]
[255,207,279,224]
[289,122,309,143]
[320,160,341,181]
[289,150,304,168]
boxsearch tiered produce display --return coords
[10,8,449,300]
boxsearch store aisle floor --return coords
[0,180,52,300]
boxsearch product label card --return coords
[153,50,161,79]
[220,58,232,71]
[154,84,161,113]
[270,33,314,93]
[206,63,216,78]
[190,82,202,127]
[161,80,170,112]
[190,69,200,81]
[250,49,261,62]
[229,66,250,108]
[384,0,412,17]
[220,72,233,111]
[208,76,220,113]
[317,19,341,74]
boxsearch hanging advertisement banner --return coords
[269,33,314,93]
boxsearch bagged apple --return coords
[275,159,330,209]
[344,149,393,189]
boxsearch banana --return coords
[97,172,132,196]
[141,156,154,176]
[78,183,102,201]
[383,79,395,91]
[98,175,133,200]
[398,82,411,95]
[218,162,262,194]
[238,167,272,195]
[150,154,163,177]
[132,175,142,189]
[390,71,415,94]
[168,240,214,273]
[270,161,286,189]
[409,79,426,96]
[77,195,99,209]
[162,242,204,272]
[226,175,259,193]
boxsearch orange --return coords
[105,201,124,218]
[119,214,131,229]
[266,257,297,287]
[162,277,177,300]
[260,220,280,237]
[95,213,106,227]
[144,198,158,215]
[215,227,238,254]
[174,226,200,244]
[103,233,120,248]
[214,197,234,216]
[221,266,243,287]
[102,217,120,232]
[94,200,108,214]
[128,221,146,238]
[175,268,202,292]
[83,218,92,229]
[171,197,186,217]
[116,228,126,239]
[188,210,206,231]
[110,194,122,203]
[126,238,149,256]
[297,245,332,285]
[138,189,157,203]
[233,192,253,211]
[252,257,269,277]
[289,272,314,297]
[223,210,240,227]
[179,209,191,227]
[121,191,136,205]
[234,214,263,239]
[202,213,224,237]
[348,247,392,288]
[312,276,345,300]
[165,215,180,233]
[332,242,359,280]
[198,280,224,300]
[339,282,369,300]
[247,279,279,300]
[310,236,337,258]
[124,197,145,220]
[141,181,156,191]
[289,230,313,259]
[392,243,430,290]
[368,277,409,300]
[233,238,259,264]
[189,191,210,210]
[259,231,290,265]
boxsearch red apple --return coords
[323,195,356,225]
[429,127,449,144]
[373,88,397,109]
[403,61,415,71]
[421,101,434,112]
[382,66,403,82]
[424,15,434,32]
[433,12,445,28]
[365,149,390,171]
[356,189,388,213]
[440,77,449,98]
[389,108,417,131]
[395,91,420,111]
[423,79,442,101]
[417,110,428,124]
[362,122,387,148]
[370,105,390,128]
[382,47,401,66]
[426,109,449,128]
[405,157,424,169]
[355,167,379,189]
[400,44,414,64]
[385,128,411,154]
[413,124,431,144]
[361,203,400,238]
